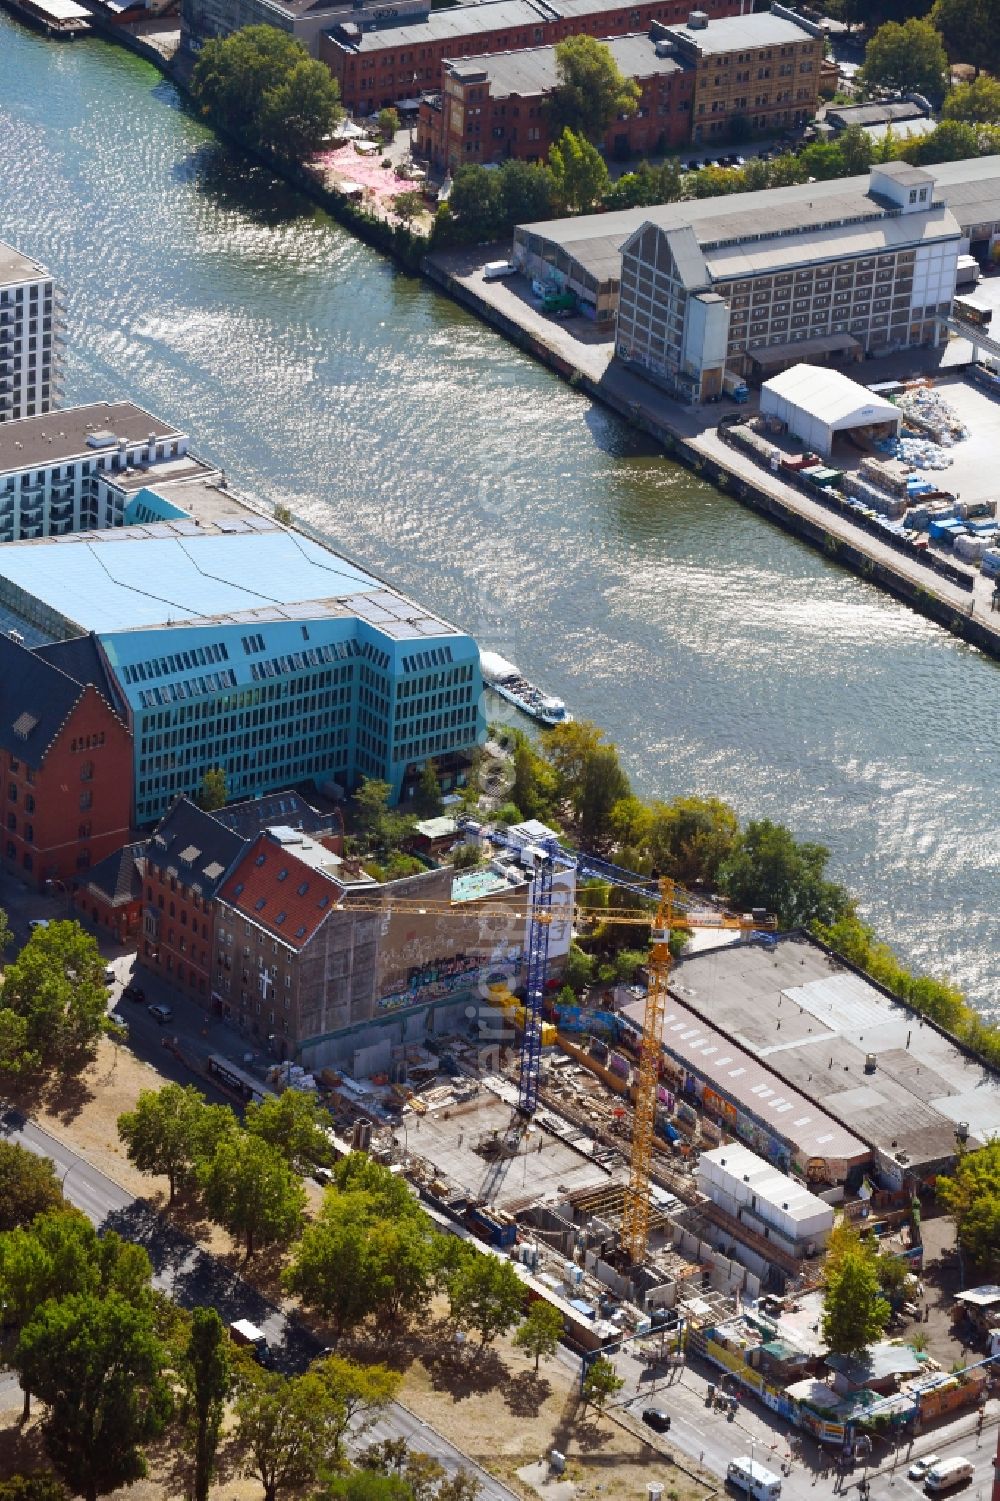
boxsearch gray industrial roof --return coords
[664,8,813,53]
[0,239,50,288]
[670,935,1000,1172]
[445,30,682,96]
[330,0,670,50]
[618,991,868,1167]
[517,157,1000,289]
[0,401,184,475]
[826,100,928,130]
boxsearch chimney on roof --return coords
[687,8,708,24]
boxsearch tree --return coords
[859,18,949,100]
[183,1307,233,1501]
[446,1250,524,1345]
[838,124,875,175]
[822,1245,890,1355]
[310,1354,401,1461]
[321,1475,415,1501]
[0,920,108,1070]
[908,118,983,161]
[718,819,853,928]
[513,1299,564,1371]
[548,129,609,215]
[191,26,342,162]
[449,166,502,243]
[563,941,595,993]
[394,190,425,225]
[497,159,554,228]
[235,1370,334,1501]
[932,0,1000,74]
[938,1141,1000,1273]
[581,1355,624,1412]
[549,35,641,143]
[15,1292,172,1501]
[118,1083,235,1203]
[198,1132,305,1260]
[647,795,740,886]
[577,744,630,849]
[378,107,401,140]
[285,1163,439,1336]
[544,719,606,797]
[244,1088,333,1175]
[943,73,1000,121]
[415,759,444,818]
[352,778,415,855]
[197,766,228,811]
[0,1142,64,1231]
[0,1479,69,1501]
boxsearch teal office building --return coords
[0,486,485,824]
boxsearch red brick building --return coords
[0,633,133,889]
[419,30,694,170]
[74,843,144,944]
[320,0,746,116]
[141,798,246,1006]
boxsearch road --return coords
[0,1111,518,1501]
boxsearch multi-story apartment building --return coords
[0,401,209,542]
[615,163,960,399]
[0,241,61,425]
[660,5,822,142]
[141,798,247,1005]
[320,0,745,116]
[179,0,408,58]
[0,632,133,888]
[0,479,485,823]
[418,31,694,169]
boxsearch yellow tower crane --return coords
[336,879,771,1266]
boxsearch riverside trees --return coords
[191,26,342,162]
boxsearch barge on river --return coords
[480,650,570,728]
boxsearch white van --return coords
[925,1458,974,1493]
[483,260,516,281]
[726,1457,782,1500]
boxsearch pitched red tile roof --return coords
[217,832,340,950]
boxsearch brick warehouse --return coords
[0,632,133,888]
[320,0,747,116]
[419,30,695,170]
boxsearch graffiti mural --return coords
[377,952,523,1012]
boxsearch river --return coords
[1,17,998,1009]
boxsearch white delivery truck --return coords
[924,1457,975,1493]
[230,1318,274,1367]
[726,1457,782,1500]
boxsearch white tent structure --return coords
[760,363,901,458]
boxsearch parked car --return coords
[122,984,146,1003]
[104,968,116,986]
[108,1011,128,1034]
[28,919,50,932]
[684,160,702,171]
[642,1407,671,1433]
[909,1457,941,1482]
[147,1003,173,1025]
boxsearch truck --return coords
[230,1319,274,1367]
[956,254,981,291]
[723,370,750,403]
[726,1457,782,1500]
[541,291,576,316]
[954,294,993,330]
[924,1458,975,1493]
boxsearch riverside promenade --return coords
[426,244,1000,660]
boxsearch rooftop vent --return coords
[687,9,708,25]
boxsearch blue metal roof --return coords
[0,530,387,635]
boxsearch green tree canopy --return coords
[0,1142,64,1231]
[446,1249,524,1345]
[582,1355,624,1411]
[15,1291,172,1501]
[932,0,1000,73]
[943,73,1000,120]
[191,25,342,162]
[244,1088,334,1174]
[198,1132,305,1260]
[513,1298,564,1370]
[183,1307,233,1501]
[197,766,228,811]
[378,107,402,140]
[859,18,949,99]
[415,760,444,818]
[118,1083,235,1203]
[0,920,108,1070]
[718,819,853,928]
[907,118,983,161]
[646,795,740,886]
[821,1244,891,1355]
[310,1354,402,1461]
[548,129,610,215]
[549,35,641,142]
[235,1369,342,1501]
[938,1141,1000,1273]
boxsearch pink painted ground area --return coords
[314,144,412,203]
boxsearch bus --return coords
[206,1054,278,1106]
